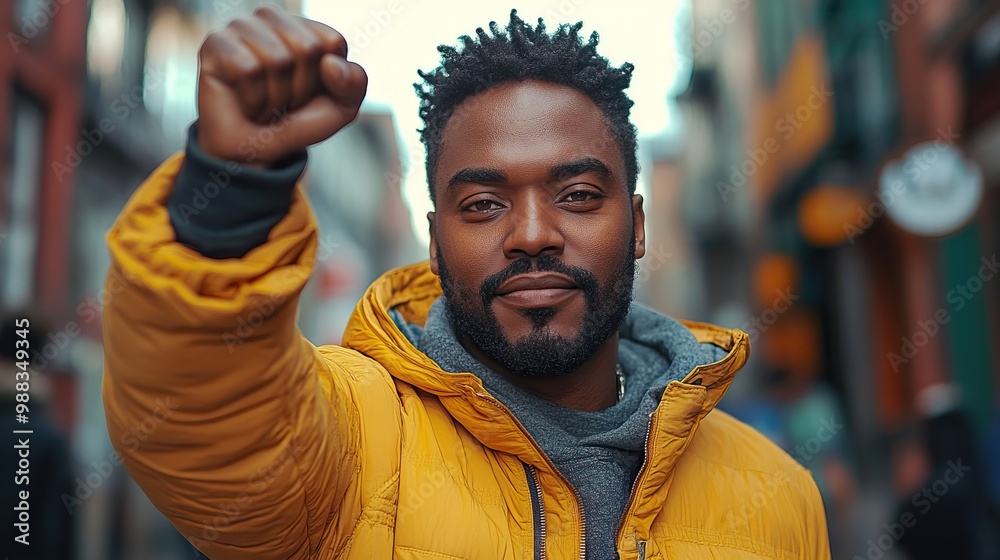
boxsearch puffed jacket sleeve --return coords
[102,152,361,559]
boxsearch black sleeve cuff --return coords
[166,122,308,259]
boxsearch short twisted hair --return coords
[414,9,638,203]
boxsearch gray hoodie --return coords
[391,297,728,559]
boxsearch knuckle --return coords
[300,20,346,55]
[237,58,265,79]
[198,33,218,58]
[262,52,294,73]
[199,32,231,63]
[331,31,347,52]
[202,32,265,79]
[289,37,323,59]
[326,27,345,43]
[200,29,227,50]
[227,16,251,31]
[253,4,280,17]
[314,25,346,53]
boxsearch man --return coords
[102,6,830,559]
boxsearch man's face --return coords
[428,80,646,378]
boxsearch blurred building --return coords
[1,0,89,316]
[641,135,701,320]
[300,111,424,344]
[673,0,1000,554]
[1,0,91,457]
[676,0,999,448]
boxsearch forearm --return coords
[102,150,350,559]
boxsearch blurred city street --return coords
[2,0,999,558]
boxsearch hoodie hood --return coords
[342,260,749,406]
[341,261,751,466]
[398,296,731,442]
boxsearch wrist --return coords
[166,121,307,259]
[196,125,304,170]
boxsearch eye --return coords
[560,189,603,205]
[566,191,595,202]
[462,198,504,214]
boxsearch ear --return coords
[632,194,646,259]
[427,211,439,275]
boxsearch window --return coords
[1,89,45,308]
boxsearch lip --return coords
[496,273,578,295]
[494,273,580,308]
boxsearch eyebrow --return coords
[550,157,613,182]
[446,157,614,190]
[447,168,508,190]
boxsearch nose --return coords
[501,193,564,259]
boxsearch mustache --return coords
[478,256,600,306]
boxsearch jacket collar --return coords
[342,261,750,465]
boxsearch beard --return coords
[436,233,637,378]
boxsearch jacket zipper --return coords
[615,360,725,558]
[577,483,587,560]
[524,464,546,560]
[477,393,587,560]
[616,410,656,557]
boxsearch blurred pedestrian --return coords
[0,314,76,560]
[893,384,991,560]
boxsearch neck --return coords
[461,335,621,412]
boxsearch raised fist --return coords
[196,5,368,167]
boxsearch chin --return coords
[500,291,586,323]
[509,318,585,347]
[497,305,579,335]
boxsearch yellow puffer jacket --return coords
[103,155,831,560]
